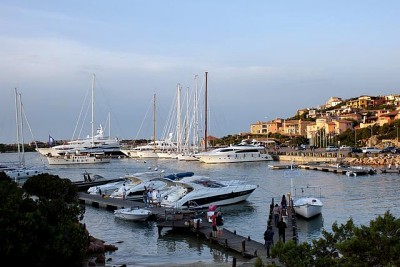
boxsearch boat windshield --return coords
[192,178,225,188]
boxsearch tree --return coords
[272,211,400,267]
[0,174,88,267]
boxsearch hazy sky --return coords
[1,1,399,144]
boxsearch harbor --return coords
[3,152,400,266]
[78,191,297,266]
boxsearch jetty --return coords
[295,163,377,175]
[77,192,297,266]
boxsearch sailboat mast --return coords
[204,71,208,151]
[19,92,25,167]
[177,84,181,153]
[153,93,156,152]
[14,88,22,167]
[91,74,95,147]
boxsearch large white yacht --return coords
[160,175,258,209]
[37,125,122,158]
[196,140,273,164]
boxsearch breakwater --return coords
[276,153,400,167]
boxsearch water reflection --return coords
[296,214,324,242]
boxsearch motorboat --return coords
[45,151,111,165]
[114,207,153,221]
[86,173,143,195]
[109,172,193,200]
[160,175,258,209]
[293,197,323,219]
[293,186,323,219]
[196,141,273,164]
[4,166,44,181]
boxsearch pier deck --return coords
[297,163,376,175]
[78,192,297,266]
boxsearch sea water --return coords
[2,152,400,266]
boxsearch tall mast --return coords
[14,88,22,167]
[91,73,95,147]
[177,84,181,153]
[19,91,25,167]
[204,71,208,151]
[153,93,156,152]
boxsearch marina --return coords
[78,191,297,265]
[2,152,400,266]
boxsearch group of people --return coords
[264,194,289,258]
[210,211,224,238]
[142,187,162,207]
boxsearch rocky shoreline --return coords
[340,154,400,167]
[277,153,400,168]
[85,236,119,266]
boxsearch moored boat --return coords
[45,151,111,165]
[114,207,153,221]
[196,140,273,164]
[293,197,323,219]
[161,175,258,209]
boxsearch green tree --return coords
[0,174,88,267]
[273,211,400,267]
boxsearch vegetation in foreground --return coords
[0,172,88,267]
[255,211,400,267]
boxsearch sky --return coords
[0,1,399,144]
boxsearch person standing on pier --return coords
[277,217,287,243]
[273,204,280,226]
[216,211,224,236]
[156,190,162,207]
[264,225,274,258]
[280,194,287,209]
[211,211,218,238]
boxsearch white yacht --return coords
[45,151,111,165]
[37,125,122,157]
[161,175,258,209]
[136,138,177,158]
[196,141,273,164]
[293,186,323,219]
[37,74,123,158]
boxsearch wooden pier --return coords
[297,163,376,175]
[78,192,297,266]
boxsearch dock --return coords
[77,192,297,266]
[268,164,298,170]
[297,163,376,175]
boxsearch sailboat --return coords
[44,74,111,165]
[137,94,177,158]
[37,75,121,158]
[4,89,46,181]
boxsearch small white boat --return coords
[114,207,153,221]
[293,197,323,219]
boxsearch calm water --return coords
[3,152,400,266]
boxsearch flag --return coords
[48,135,55,147]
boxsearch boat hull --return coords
[198,153,273,164]
[114,208,152,221]
[293,197,323,219]
[46,155,111,165]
